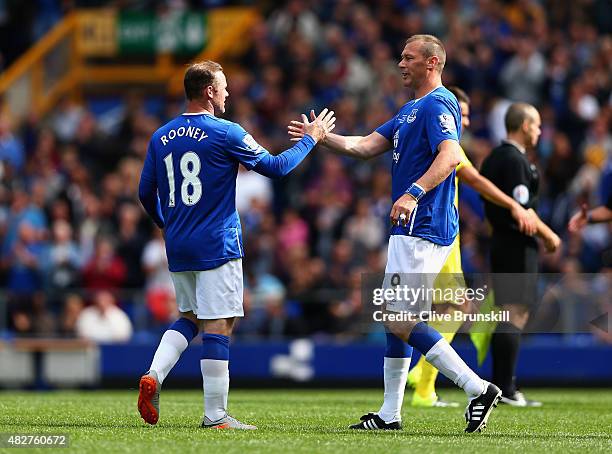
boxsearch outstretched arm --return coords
[317,131,391,160]
[288,110,390,160]
[253,135,316,178]
[458,165,537,235]
[254,109,336,178]
[568,203,612,232]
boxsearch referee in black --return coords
[481,103,561,406]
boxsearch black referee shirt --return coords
[480,140,539,248]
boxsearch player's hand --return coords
[543,231,561,253]
[288,109,335,143]
[390,194,417,227]
[511,203,537,236]
[287,117,305,141]
[568,204,589,233]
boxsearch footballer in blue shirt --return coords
[137,60,335,429]
[289,35,501,433]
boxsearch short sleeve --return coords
[375,117,396,141]
[456,146,473,172]
[225,123,269,170]
[425,97,459,154]
[503,155,531,206]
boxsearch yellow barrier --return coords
[0,7,260,120]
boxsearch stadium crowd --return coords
[0,0,610,342]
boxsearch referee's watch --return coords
[405,183,426,202]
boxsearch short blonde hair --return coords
[405,34,446,72]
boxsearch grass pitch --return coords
[0,388,610,453]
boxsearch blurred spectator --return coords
[343,197,385,254]
[236,164,273,213]
[4,222,47,296]
[116,202,147,289]
[82,236,127,291]
[29,293,56,336]
[277,208,309,261]
[9,293,55,337]
[45,219,81,291]
[0,0,610,340]
[1,187,47,256]
[78,191,111,264]
[244,270,297,338]
[76,290,132,343]
[50,97,85,143]
[0,114,25,173]
[58,293,85,337]
[142,229,176,324]
[268,0,322,47]
[328,268,364,338]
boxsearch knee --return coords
[384,320,413,342]
[180,311,198,323]
[203,318,235,336]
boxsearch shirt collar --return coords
[413,85,442,103]
[503,139,526,154]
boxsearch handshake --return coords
[288,109,336,144]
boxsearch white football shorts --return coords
[383,235,453,313]
[170,259,244,319]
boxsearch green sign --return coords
[118,12,207,56]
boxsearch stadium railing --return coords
[0,7,260,120]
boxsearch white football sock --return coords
[149,329,189,384]
[425,339,486,397]
[377,357,411,423]
[201,359,229,421]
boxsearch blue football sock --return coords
[149,317,198,384]
[407,322,443,355]
[169,317,198,343]
[385,331,413,358]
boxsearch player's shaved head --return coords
[184,60,224,101]
[505,103,538,132]
[448,86,470,105]
[405,34,446,72]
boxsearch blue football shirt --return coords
[140,113,270,272]
[376,86,461,246]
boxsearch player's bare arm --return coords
[528,209,561,252]
[318,131,390,160]
[288,110,390,160]
[252,108,336,179]
[390,139,460,226]
[568,204,612,232]
[457,165,537,236]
